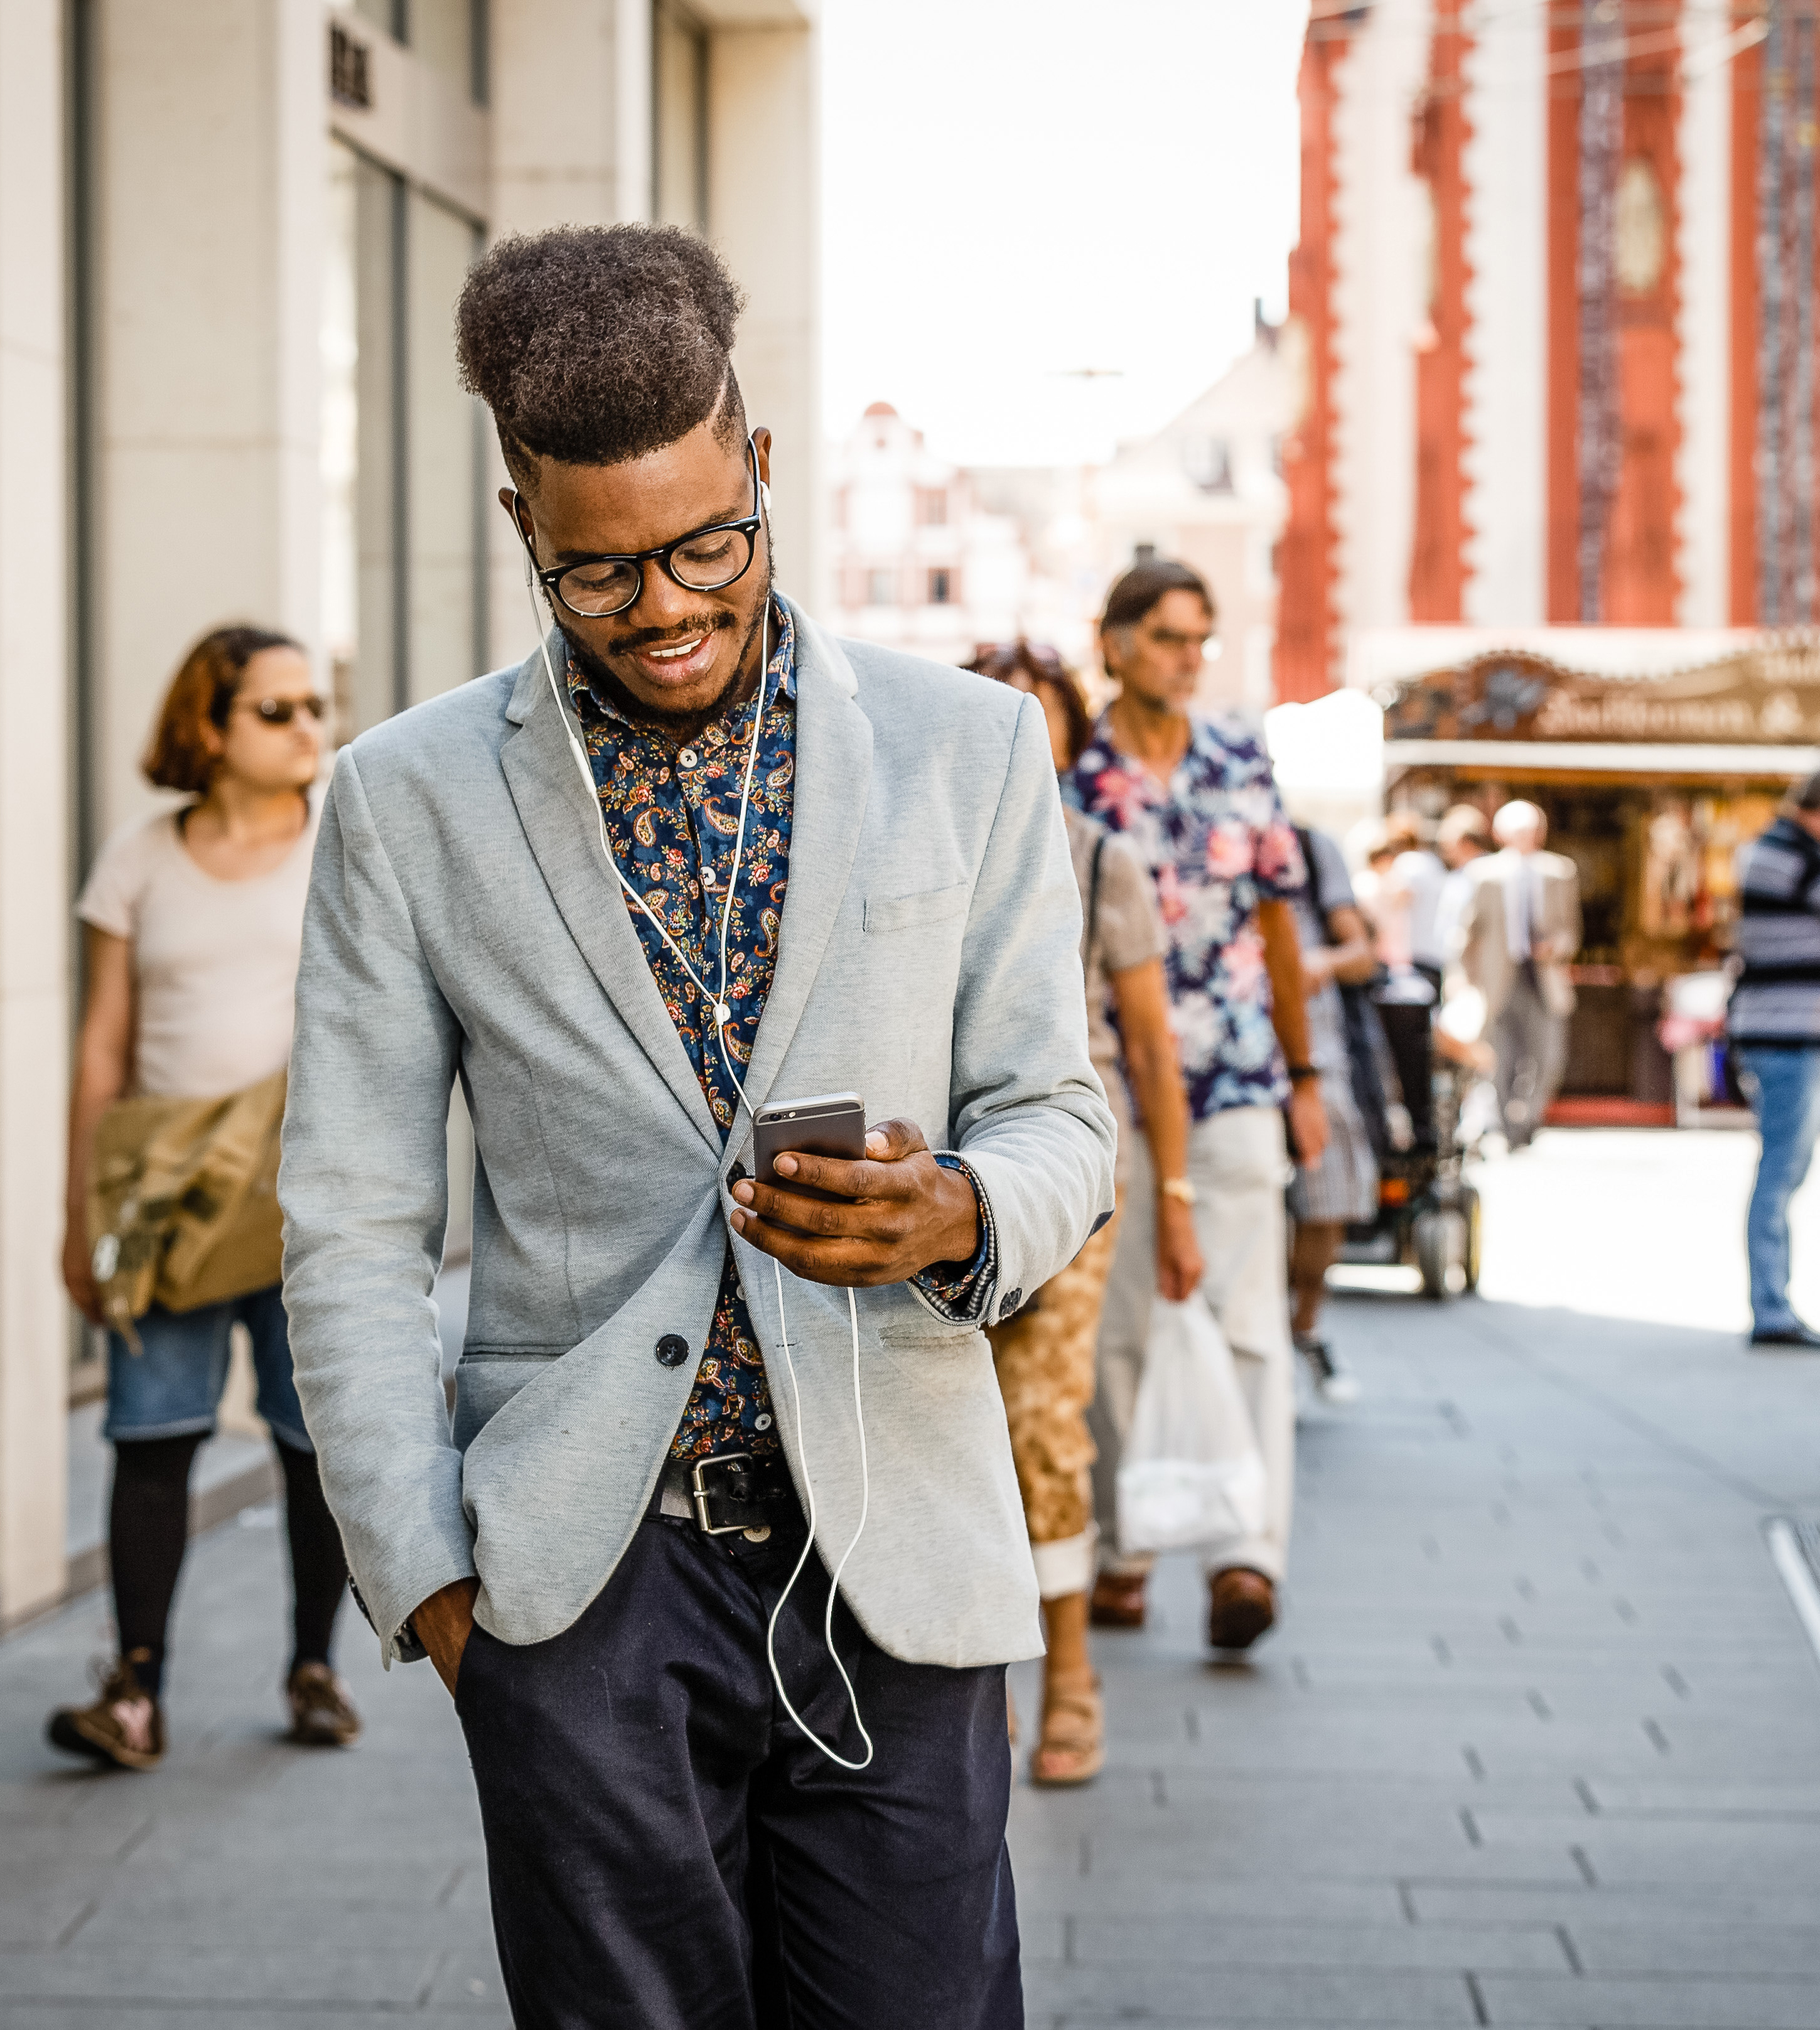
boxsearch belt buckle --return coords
[690,1452,758,1536]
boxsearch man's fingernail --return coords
[865,1132,887,1156]
[729,1208,746,1232]
[733,1181,754,1204]
[775,1154,797,1176]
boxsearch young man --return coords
[1729,771,1820,1348]
[278,225,1114,2028]
[1067,560,1325,1653]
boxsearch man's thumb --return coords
[864,1116,927,1161]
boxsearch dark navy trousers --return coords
[455,1505,1024,2029]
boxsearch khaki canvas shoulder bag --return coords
[87,1068,288,1351]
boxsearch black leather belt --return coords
[658,1451,797,1539]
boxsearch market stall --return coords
[1350,628,1820,1124]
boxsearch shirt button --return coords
[679,746,698,768]
[755,1414,773,1430]
[701,866,716,888]
[655,1334,689,1368]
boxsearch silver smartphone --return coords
[753,1092,866,1202]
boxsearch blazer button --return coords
[998,1289,1023,1323]
[655,1334,689,1368]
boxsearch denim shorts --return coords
[104,1283,312,1453]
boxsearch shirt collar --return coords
[566,596,797,733]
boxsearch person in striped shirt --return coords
[1729,770,1820,1348]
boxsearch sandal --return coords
[1029,1675,1104,1787]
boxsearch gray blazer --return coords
[279,599,1116,1670]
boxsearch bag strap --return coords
[1295,825,1330,931]
[1085,832,1107,964]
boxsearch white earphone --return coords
[520,468,875,1771]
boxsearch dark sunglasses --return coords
[234,694,328,726]
[974,640,1066,679]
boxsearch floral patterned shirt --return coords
[1065,711,1307,1122]
[567,603,991,1464]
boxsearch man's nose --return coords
[628,567,701,631]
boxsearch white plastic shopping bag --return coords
[1116,1297,1268,1555]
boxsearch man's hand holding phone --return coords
[730,1116,980,1286]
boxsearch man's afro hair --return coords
[455,223,746,473]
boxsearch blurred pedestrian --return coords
[1069,559,1325,1653]
[1384,811,1448,990]
[971,641,1202,1784]
[1450,800,1580,1150]
[1728,771,1820,1348]
[1434,802,1493,955]
[1359,811,1445,1151]
[1288,824,1378,1402]
[49,624,356,1772]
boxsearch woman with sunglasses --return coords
[969,641,1202,1785]
[48,624,358,1770]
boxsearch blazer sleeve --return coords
[937,690,1118,1325]
[279,746,475,1663]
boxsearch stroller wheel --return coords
[1415,1208,1468,1300]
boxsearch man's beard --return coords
[556,584,771,746]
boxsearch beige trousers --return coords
[1089,1104,1296,1582]
[987,1210,1121,1600]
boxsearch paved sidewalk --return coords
[4,1130,1820,2026]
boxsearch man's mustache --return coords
[600,612,737,654]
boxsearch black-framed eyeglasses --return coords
[520,436,763,620]
[234,694,328,726]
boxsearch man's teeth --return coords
[649,638,703,661]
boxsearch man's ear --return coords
[751,426,773,490]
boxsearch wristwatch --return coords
[1160,1177,1198,1206]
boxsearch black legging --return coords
[110,1432,348,1699]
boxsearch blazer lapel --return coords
[498,635,722,1157]
[738,601,872,1127]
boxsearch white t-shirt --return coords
[1392,849,1448,969]
[77,793,321,1100]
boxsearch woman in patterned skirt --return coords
[969,642,1202,1785]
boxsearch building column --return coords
[486,0,644,672]
[708,14,823,615]
[87,0,324,842]
[1462,1,1547,626]
[0,0,71,1626]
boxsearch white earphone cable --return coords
[521,502,872,1769]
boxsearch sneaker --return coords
[46,1651,164,1771]
[286,1663,362,1748]
[1296,1331,1360,1405]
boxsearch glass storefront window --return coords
[408,188,486,706]
[323,140,485,734]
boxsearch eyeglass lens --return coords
[556,526,756,617]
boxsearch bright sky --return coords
[819,1,1311,468]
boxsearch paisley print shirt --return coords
[567,603,991,1464]
[1065,712,1307,1122]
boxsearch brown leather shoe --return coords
[286,1663,362,1747]
[1207,1567,1276,1651]
[47,1651,164,1771]
[1089,1570,1148,1629]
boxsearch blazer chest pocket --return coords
[864,881,969,936]
[453,1349,561,1452]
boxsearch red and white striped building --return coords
[1277,2,1806,702]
